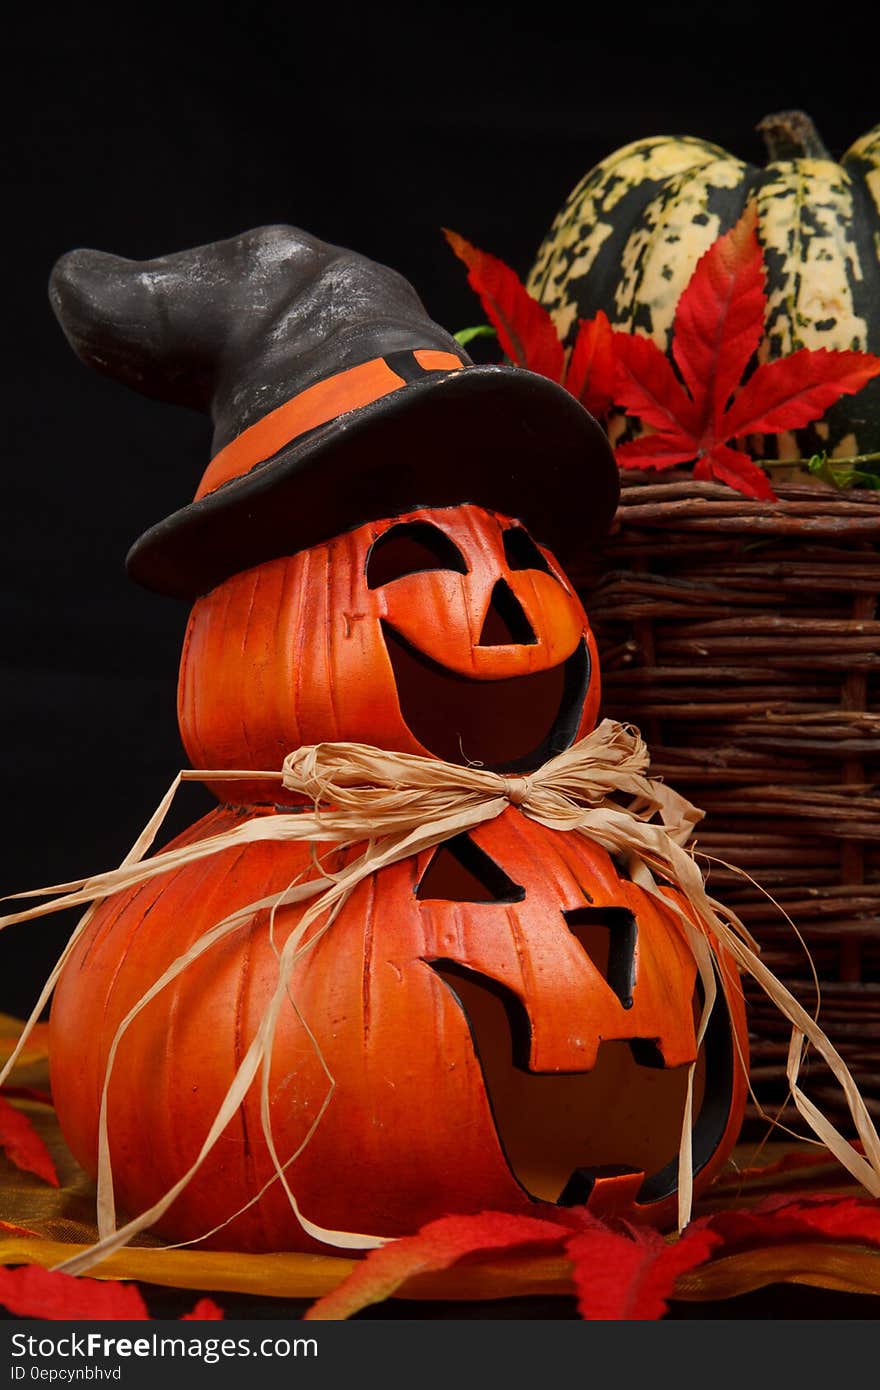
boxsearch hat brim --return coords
[126,364,619,598]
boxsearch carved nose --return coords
[478,579,536,646]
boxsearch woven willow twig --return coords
[571,472,880,1131]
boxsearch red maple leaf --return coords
[444,230,620,424]
[612,205,880,499]
[0,1264,224,1320]
[443,230,564,380]
[567,1221,721,1320]
[705,1193,880,1249]
[564,310,618,420]
[0,1095,58,1187]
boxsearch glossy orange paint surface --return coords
[49,805,748,1254]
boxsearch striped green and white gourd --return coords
[527,112,880,460]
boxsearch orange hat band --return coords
[196,349,465,501]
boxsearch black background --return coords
[2,4,878,1015]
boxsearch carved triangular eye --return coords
[563,906,638,1008]
[417,834,525,903]
[477,579,536,646]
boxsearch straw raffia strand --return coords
[1,718,879,1275]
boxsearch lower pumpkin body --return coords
[49,806,748,1253]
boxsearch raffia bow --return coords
[2,718,880,1276]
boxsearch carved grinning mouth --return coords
[430,962,734,1210]
[381,623,590,772]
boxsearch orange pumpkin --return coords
[177,505,600,804]
[49,801,747,1253]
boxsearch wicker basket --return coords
[572,472,880,1134]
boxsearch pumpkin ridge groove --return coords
[496,807,608,909]
[271,556,297,772]
[81,874,158,975]
[239,563,264,762]
[158,848,248,1228]
[232,917,256,1135]
[321,543,341,741]
[292,546,312,745]
[360,871,377,1044]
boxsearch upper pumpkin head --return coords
[178,502,601,797]
[49,225,617,790]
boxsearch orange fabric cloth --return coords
[0,1015,877,1304]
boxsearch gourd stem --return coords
[757,110,831,162]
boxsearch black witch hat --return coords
[50,224,618,599]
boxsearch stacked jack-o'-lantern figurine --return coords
[44,226,748,1257]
